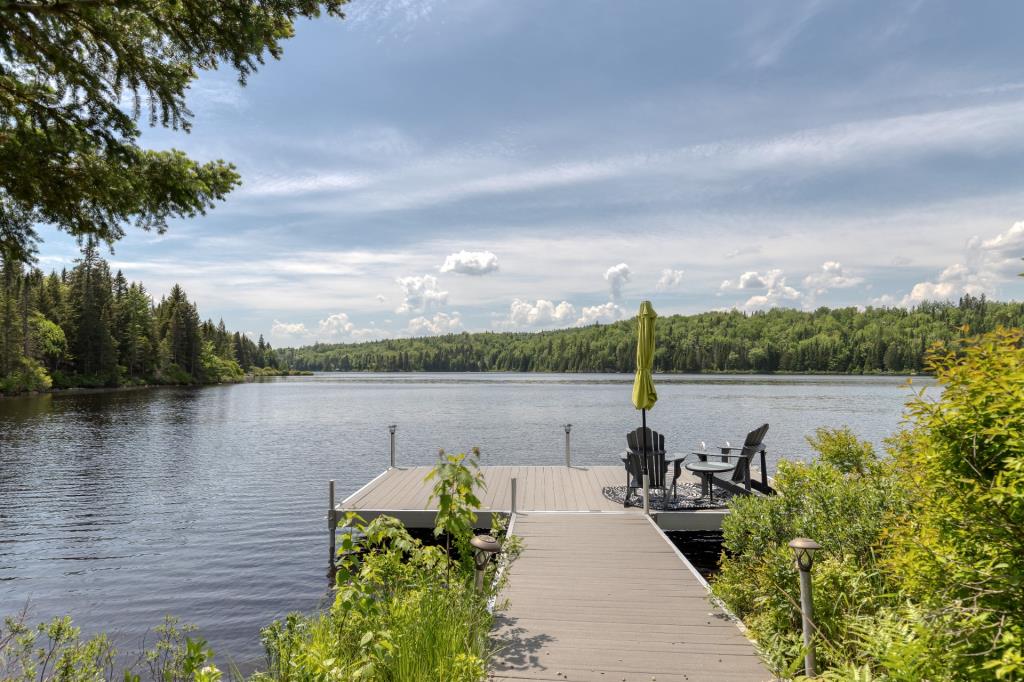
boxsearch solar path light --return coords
[789,537,822,678]
[470,534,501,592]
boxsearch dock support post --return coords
[510,477,518,514]
[642,473,650,515]
[328,480,336,565]
[563,423,572,467]
[388,424,397,467]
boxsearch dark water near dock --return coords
[0,372,931,666]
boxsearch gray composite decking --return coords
[490,513,773,681]
[338,465,772,680]
[341,465,708,513]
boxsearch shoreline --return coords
[1,368,927,400]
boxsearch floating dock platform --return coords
[337,465,731,530]
[331,464,772,681]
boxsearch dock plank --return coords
[491,513,772,681]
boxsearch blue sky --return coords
[38,0,1024,345]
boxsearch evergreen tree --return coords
[0,0,346,262]
[65,243,118,381]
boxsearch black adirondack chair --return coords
[622,427,681,508]
[690,423,771,495]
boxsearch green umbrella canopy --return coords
[631,300,658,411]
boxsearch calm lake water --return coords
[0,372,932,667]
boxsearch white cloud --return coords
[317,312,357,339]
[439,250,499,275]
[376,294,386,304]
[720,270,779,290]
[604,263,631,301]
[405,312,462,336]
[270,320,309,338]
[897,221,1024,306]
[495,298,577,329]
[656,268,685,290]
[802,261,864,294]
[721,269,803,310]
[395,274,448,314]
[868,294,899,307]
[576,301,626,326]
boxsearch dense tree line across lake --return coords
[0,248,277,394]
[277,296,1024,374]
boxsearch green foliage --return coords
[1,250,271,393]
[0,355,51,393]
[806,426,879,475]
[888,327,1024,679]
[29,312,66,370]
[276,295,1024,374]
[199,341,245,384]
[426,448,486,571]
[714,433,907,674]
[0,0,347,262]
[715,328,1024,679]
[0,612,220,682]
[256,454,512,681]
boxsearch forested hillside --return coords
[277,296,1024,374]
[0,247,277,394]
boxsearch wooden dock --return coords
[336,464,772,681]
[490,513,771,681]
[339,466,728,530]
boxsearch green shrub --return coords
[716,328,1024,680]
[200,342,245,384]
[888,328,1024,679]
[0,613,219,682]
[714,432,906,674]
[0,357,52,394]
[254,450,513,682]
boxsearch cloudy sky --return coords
[37,0,1024,345]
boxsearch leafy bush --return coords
[888,328,1024,679]
[715,328,1024,680]
[255,450,514,682]
[0,613,218,682]
[0,357,52,394]
[714,431,907,675]
[200,342,245,384]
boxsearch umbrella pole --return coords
[642,408,650,515]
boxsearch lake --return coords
[0,372,932,667]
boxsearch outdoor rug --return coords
[601,483,734,510]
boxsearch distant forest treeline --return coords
[0,247,277,394]
[277,296,1024,374]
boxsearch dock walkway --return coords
[490,513,771,681]
[337,465,772,680]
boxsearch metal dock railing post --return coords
[511,477,517,514]
[563,423,572,467]
[328,479,336,564]
[388,424,397,467]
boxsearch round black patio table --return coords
[685,459,735,504]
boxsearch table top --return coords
[685,460,735,473]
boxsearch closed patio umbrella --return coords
[631,300,658,512]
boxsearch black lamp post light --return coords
[788,537,821,678]
[470,534,501,592]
